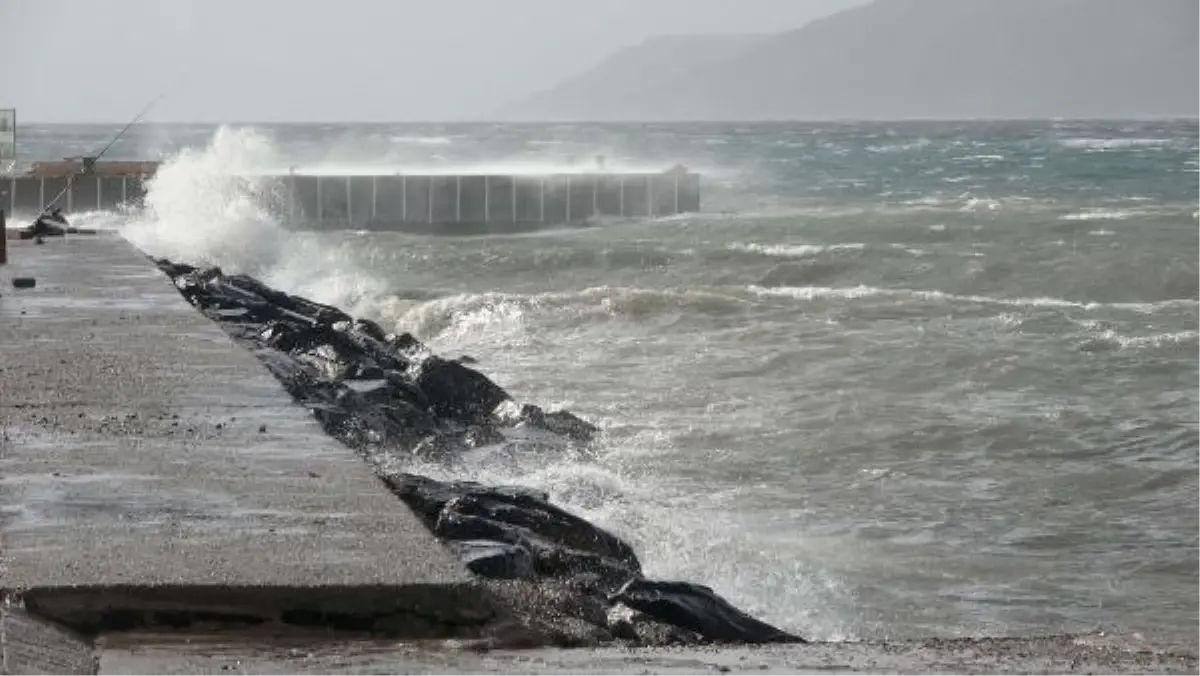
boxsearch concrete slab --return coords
[0,235,491,635]
[93,632,1200,675]
[0,607,95,675]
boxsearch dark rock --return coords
[461,424,506,448]
[482,580,614,648]
[608,577,805,645]
[416,356,511,424]
[448,539,536,579]
[149,258,800,648]
[509,404,599,442]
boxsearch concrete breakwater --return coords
[3,169,701,233]
[0,234,792,672]
[151,254,802,647]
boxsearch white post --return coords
[371,176,377,220]
[484,175,490,224]
[122,176,128,206]
[619,176,625,216]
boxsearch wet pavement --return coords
[0,235,489,651]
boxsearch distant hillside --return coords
[502,0,1199,121]
[497,34,766,121]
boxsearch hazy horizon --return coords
[0,0,863,124]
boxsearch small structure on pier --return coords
[3,160,701,234]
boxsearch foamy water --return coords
[19,119,1195,643]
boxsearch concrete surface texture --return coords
[0,235,491,636]
[0,607,96,675]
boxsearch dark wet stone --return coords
[150,258,800,648]
[416,356,511,424]
[608,577,806,645]
[447,539,536,579]
[514,404,599,442]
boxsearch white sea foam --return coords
[729,242,865,258]
[748,284,1198,314]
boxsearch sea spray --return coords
[117,126,854,640]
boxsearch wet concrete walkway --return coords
[0,235,490,660]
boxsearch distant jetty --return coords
[3,157,702,234]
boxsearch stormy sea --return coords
[14,119,1198,643]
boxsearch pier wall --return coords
[2,172,701,231]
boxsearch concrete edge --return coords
[0,605,97,675]
[13,582,497,639]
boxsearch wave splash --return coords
[121,126,390,317]
[112,126,853,639]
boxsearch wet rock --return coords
[608,577,805,645]
[385,472,640,587]
[151,258,801,648]
[448,540,536,579]
[416,356,511,425]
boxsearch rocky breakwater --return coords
[152,259,804,648]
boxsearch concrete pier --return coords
[3,170,701,234]
[0,235,493,649]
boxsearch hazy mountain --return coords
[502,0,1199,121]
[497,34,766,121]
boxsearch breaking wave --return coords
[112,125,854,639]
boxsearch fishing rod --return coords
[38,93,168,214]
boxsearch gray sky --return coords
[0,0,865,122]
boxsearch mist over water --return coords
[28,120,1198,642]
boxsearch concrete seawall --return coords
[3,171,701,233]
[0,234,495,669]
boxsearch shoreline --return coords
[0,232,1195,674]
